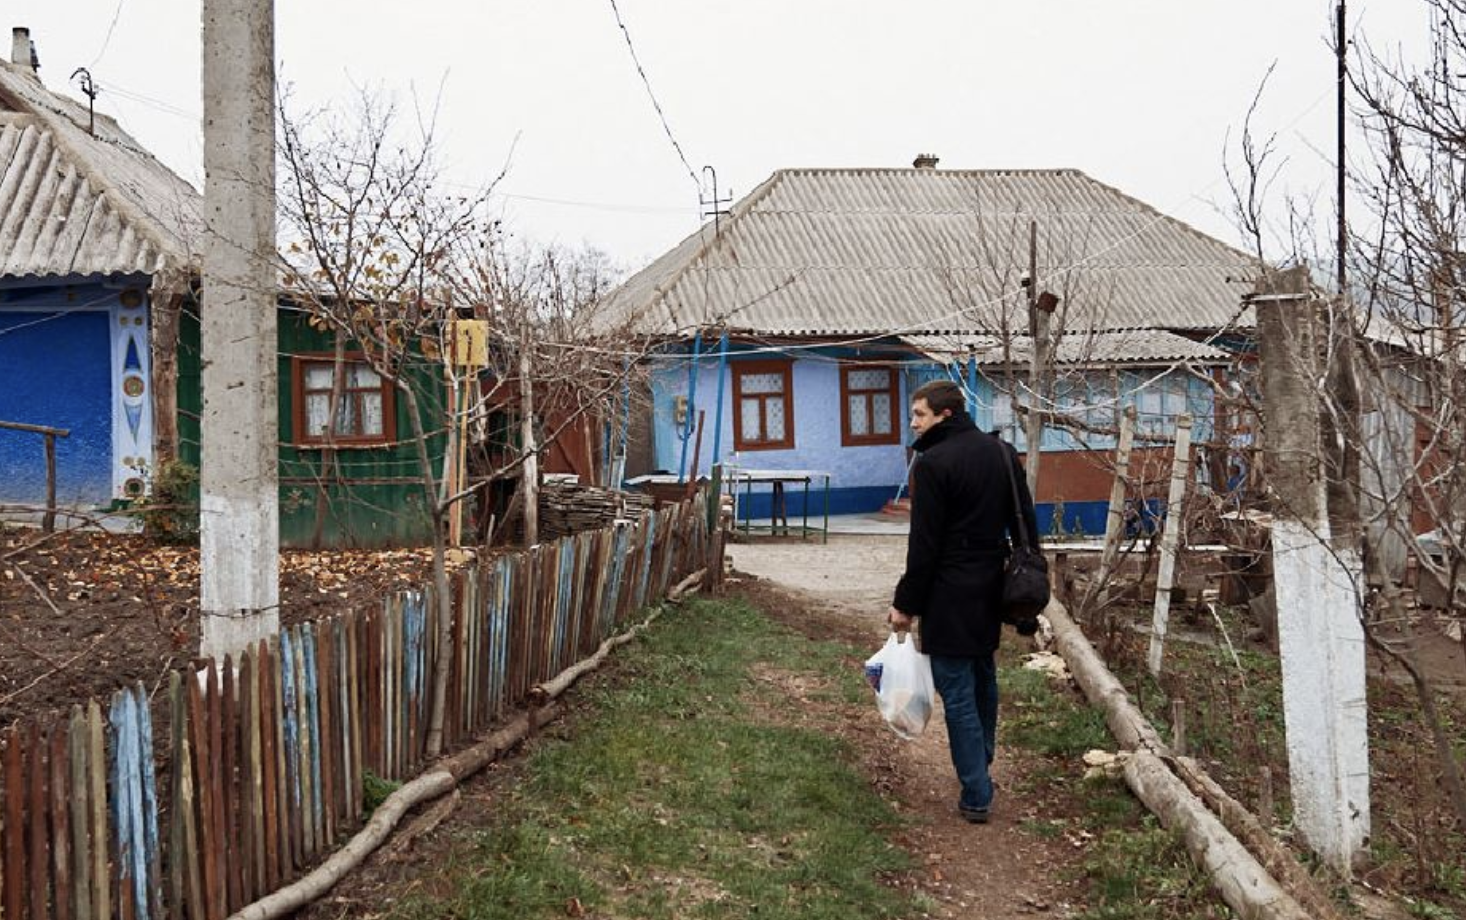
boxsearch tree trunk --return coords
[400,385,455,760]
[148,268,186,469]
[519,329,539,547]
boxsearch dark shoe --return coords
[958,804,990,824]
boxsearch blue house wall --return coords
[648,347,912,518]
[642,343,1220,534]
[0,278,153,510]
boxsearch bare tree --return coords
[1225,1,1466,829]
[276,90,647,758]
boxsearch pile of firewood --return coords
[538,480,655,541]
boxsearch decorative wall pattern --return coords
[110,287,153,501]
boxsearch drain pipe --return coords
[676,330,703,482]
[709,331,729,467]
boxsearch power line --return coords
[89,0,128,68]
[605,0,701,192]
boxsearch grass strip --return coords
[389,595,915,920]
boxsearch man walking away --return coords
[887,380,1040,824]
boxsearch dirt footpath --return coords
[727,534,1087,919]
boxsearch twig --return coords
[0,630,112,706]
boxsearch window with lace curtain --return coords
[732,359,794,450]
[840,365,900,446]
[291,354,396,446]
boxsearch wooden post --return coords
[0,422,70,532]
[1091,406,1137,612]
[50,722,73,920]
[1149,414,1194,676]
[1023,221,1048,498]
[4,724,26,920]
[66,708,91,920]
[1258,765,1275,825]
[43,432,57,533]
[1170,698,1188,756]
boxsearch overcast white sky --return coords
[7,1,1431,274]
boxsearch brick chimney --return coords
[912,153,939,170]
[11,27,38,73]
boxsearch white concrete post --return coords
[1148,413,1193,676]
[199,0,280,660]
[1092,406,1136,611]
[1255,267,1369,874]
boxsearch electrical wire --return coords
[89,0,127,68]
[605,0,701,192]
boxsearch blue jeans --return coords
[929,652,998,811]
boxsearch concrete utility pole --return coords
[1254,266,1369,874]
[199,0,280,660]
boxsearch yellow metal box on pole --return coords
[448,319,488,368]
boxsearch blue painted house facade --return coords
[0,51,446,547]
[0,51,199,516]
[600,162,1255,533]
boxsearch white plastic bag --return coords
[864,631,934,739]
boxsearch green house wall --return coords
[177,303,447,548]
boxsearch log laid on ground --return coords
[1046,602,1165,752]
[1046,601,1345,920]
[1124,751,1314,920]
[227,706,555,920]
[227,582,696,920]
[1172,756,1346,920]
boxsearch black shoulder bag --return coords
[1001,445,1051,631]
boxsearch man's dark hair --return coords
[912,379,965,416]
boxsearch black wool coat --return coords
[891,411,1040,657]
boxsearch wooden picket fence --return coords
[0,496,712,920]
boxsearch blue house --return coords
[0,42,447,547]
[0,41,200,516]
[597,158,1255,533]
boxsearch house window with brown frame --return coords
[732,359,794,451]
[292,354,396,446]
[840,365,900,446]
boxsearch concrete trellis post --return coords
[1253,267,1369,874]
[1089,406,1136,613]
[1148,413,1193,676]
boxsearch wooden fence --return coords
[0,496,712,920]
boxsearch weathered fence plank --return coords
[4,723,26,920]
[48,722,71,920]
[29,720,50,920]
[1,499,711,920]
[65,708,90,920]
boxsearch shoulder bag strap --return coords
[1003,442,1032,551]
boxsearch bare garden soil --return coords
[0,525,444,728]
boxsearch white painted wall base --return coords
[1271,518,1371,873]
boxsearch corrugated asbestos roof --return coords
[900,328,1233,367]
[0,59,201,280]
[597,167,1258,337]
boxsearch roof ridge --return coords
[775,166,1084,177]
